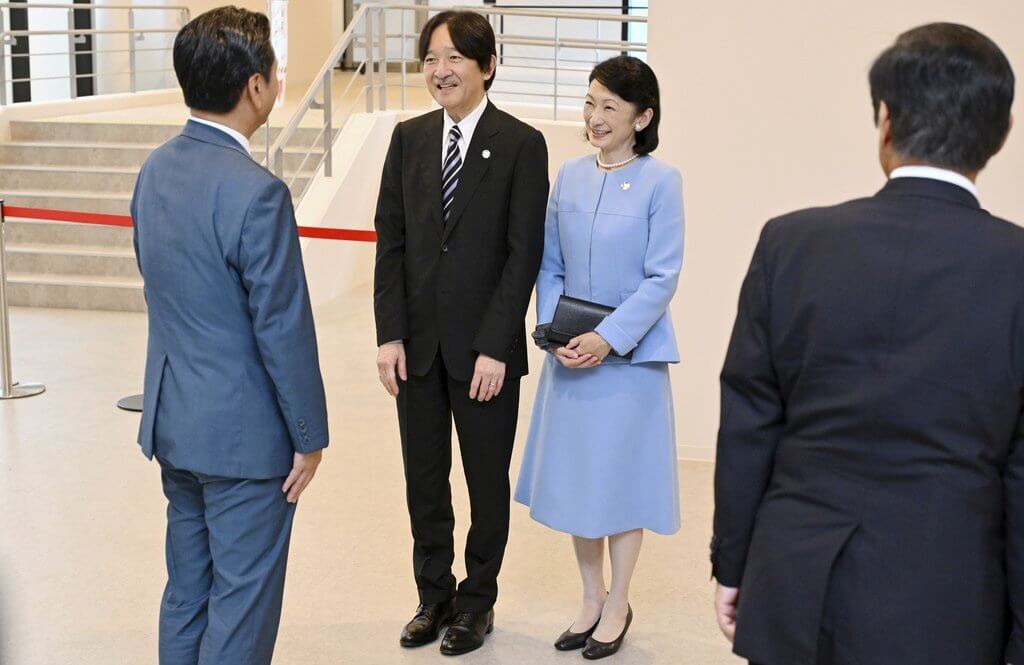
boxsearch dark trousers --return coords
[396,352,521,612]
[157,458,296,665]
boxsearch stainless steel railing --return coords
[266,2,646,203]
[0,2,190,105]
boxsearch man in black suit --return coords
[373,10,548,657]
[711,23,1019,665]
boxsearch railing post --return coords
[378,6,387,111]
[0,9,8,106]
[0,200,45,400]
[274,146,284,180]
[66,9,77,99]
[322,69,333,177]
[400,18,406,111]
[552,17,559,120]
[264,123,271,168]
[364,8,374,112]
[127,8,137,93]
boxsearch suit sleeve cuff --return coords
[594,318,637,356]
[291,419,329,454]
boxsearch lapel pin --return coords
[620,181,631,191]
[482,149,491,159]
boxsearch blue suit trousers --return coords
[157,458,296,665]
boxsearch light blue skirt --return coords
[514,354,680,538]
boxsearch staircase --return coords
[0,119,326,312]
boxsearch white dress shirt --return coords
[441,95,488,167]
[189,116,251,153]
[890,165,979,200]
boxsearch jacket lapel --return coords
[417,111,445,237]
[442,102,500,242]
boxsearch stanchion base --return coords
[0,382,46,400]
[117,393,144,412]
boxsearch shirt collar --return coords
[188,116,251,153]
[889,165,978,201]
[443,95,488,142]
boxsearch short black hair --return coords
[419,10,497,91]
[173,6,275,114]
[589,56,661,156]
[869,23,1014,172]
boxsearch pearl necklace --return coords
[596,152,639,170]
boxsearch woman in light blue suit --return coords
[515,56,683,660]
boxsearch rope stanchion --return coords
[0,200,46,400]
[2,205,375,411]
[3,205,378,242]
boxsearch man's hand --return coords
[469,353,506,402]
[377,341,407,397]
[715,583,740,643]
[282,449,323,504]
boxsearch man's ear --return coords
[483,54,497,82]
[992,114,1014,158]
[877,101,893,147]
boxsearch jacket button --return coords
[441,245,449,253]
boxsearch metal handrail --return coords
[2,28,179,37]
[0,3,189,105]
[379,3,648,22]
[266,2,647,204]
[0,3,187,9]
[266,3,370,177]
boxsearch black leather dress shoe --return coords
[582,605,633,660]
[439,609,494,656]
[400,600,454,647]
[554,618,599,651]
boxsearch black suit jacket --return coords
[712,177,1024,665]
[373,102,549,381]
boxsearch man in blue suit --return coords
[131,7,329,664]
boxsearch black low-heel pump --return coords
[554,618,599,651]
[581,605,633,660]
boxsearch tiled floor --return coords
[0,290,742,664]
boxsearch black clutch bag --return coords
[531,295,632,359]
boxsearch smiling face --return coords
[423,23,494,120]
[583,79,651,158]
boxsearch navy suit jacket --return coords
[713,177,1024,665]
[131,120,328,479]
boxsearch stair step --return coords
[2,219,134,249]
[1,190,131,215]
[0,141,325,171]
[9,120,334,149]
[0,165,138,193]
[9,271,142,287]
[6,272,145,312]
[6,245,140,278]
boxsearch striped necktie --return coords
[442,124,463,224]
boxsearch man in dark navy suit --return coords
[712,23,1020,665]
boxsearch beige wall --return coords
[175,0,340,88]
[648,0,1024,459]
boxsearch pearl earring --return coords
[634,123,642,131]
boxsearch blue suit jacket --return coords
[131,120,328,479]
[536,155,684,362]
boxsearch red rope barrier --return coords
[2,205,377,242]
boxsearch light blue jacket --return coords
[131,120,328,479]
[536,154,684,362]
